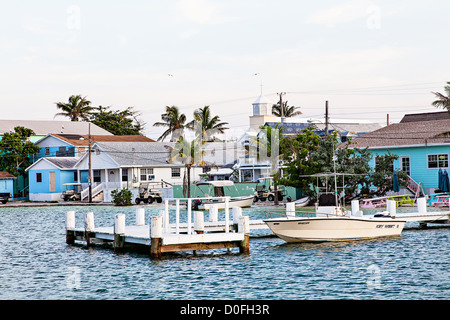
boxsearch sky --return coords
[0,0,449,140]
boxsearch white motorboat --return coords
[195,181,254,210]
[293,196,309,207]
[265,190,406,243]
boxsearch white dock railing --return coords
[162,196,232,235]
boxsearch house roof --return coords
[347,118,450,149]
[0,120,112,136]
[94,142,177,166]
[400,111,450,123]
[0,171,16,179]
[25,157,79,171]
[47,134,154,146]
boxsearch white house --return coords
[72,141,205,202]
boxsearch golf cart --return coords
[253,177,287,202]
[61,183,82,201]
[135,183,163,204]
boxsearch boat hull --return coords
[264,217,405,242]
[200,196,254,210]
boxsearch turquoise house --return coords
[26,157,79,201]
[349,112,450,195]
[0,171,16,199]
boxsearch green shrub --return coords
[111,188,132,206]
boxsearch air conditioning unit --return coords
[149,175,155,180]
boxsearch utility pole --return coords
[387,114,390,126]
[325,100,329,136]
[88,123,92,203]
[277,92,286,124]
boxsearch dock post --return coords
[387,200,396,217]
[114,214,126,251]
[351,200,360,216]
[187,198,192,235]
[225,197,230,233]
[84,212,95,248]
[232,207,242,232]
[175,199,180,235]
[150,215,163,258]
[164,199,169,233]
[286,202,295,218]
[194,211,205,234]
[238,215,250,254]
[417,197,427,214]
[66,211,76,245]
[136,207,145,226]
[209,204,218,222]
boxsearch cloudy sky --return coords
[1,0,449,139]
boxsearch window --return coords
[428,154,448,169]
[93,170,101,183]
[44,147,50,155]
[74,172,78,182]
[171,167,181,178]
[36,173,42,183]
[122,169,128,182]
[140,168,154,181]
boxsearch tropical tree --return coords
[153,106,188,141]
[0,126,40,177]
[252,124,284,204]
[168,137,208,198]
[432,82,450,111]
[86,106,145,135]
[272,101,302,117]
[54,95,94,121]
[188,106,229,142]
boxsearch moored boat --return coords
[194,181,254,210]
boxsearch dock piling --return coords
[114,214,126,251]
[194,211,205,234]
[150,215,163,258]
[387,200,396,217]
[84,212,95,247]
[66,211,76,245]
[232,207,242,232]
[136,208,145,226]
[238,215,250,253]
[209,204,218,222]
[286,202,295,218]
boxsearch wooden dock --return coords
[66,197,255,258]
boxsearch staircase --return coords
[81,183,105,202]
[405,175,426,198]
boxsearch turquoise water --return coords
[0,205,449,300]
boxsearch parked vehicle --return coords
[0,192,11,204]
[253,177,286,202]
[135,183,163,204]
[61,183,82,201]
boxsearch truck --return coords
[135,183,163,204]
[0,193,11,204]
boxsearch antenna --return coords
[254,73,263,95]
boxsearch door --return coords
[49,171,56,192]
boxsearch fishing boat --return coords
[293,196,309,207]
[194,181,254,210]
[264,173,406,242]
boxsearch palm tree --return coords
[432,82,450,111]
[168,137,208,198]
[153,106,188,142]
[188,106,229,142]
[54,95,93,121]
[272,101,302,118]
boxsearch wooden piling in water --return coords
[150,215,163,258]
[66,211,75,245]
[238,215,250,254]
[84,212,95,248]
[114,214,126,251]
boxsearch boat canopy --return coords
[196,181,235,187]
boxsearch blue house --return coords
[0,171,16,200]
[348,112,450,195]
[25,157,79,201]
